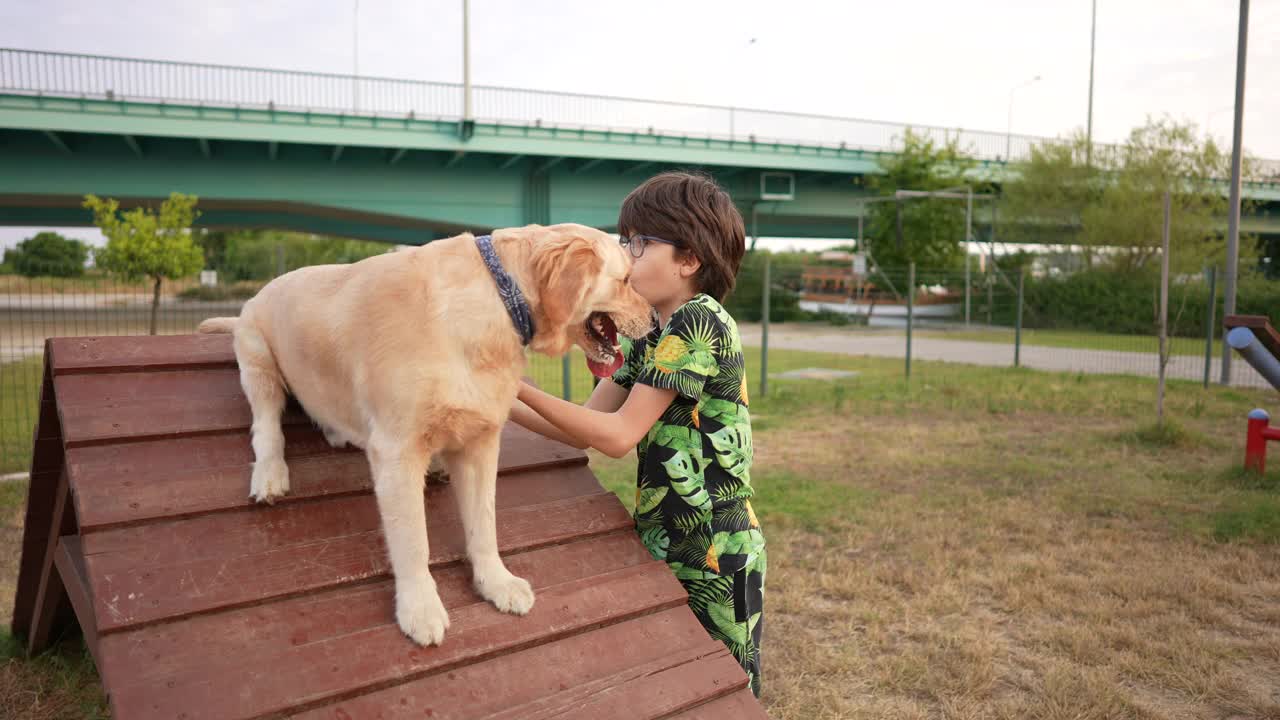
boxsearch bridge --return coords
[2,48,1278,244]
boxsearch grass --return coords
[4,345,1280,718]
[584,347,1280,718]
[0,632,107,720]
[0,480,108,720]
[919,326,1224,358]
[0,357,42,474]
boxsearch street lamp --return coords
[1086,0,1097,165]
[352,0,360,111]
[730,37,758,140]
[1221,0,1250,385]
[1006,75,1041,162]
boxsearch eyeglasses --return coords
[619,234,681,259]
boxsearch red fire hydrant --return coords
[1245,409,1280,474]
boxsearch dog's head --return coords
[526,223,652,377]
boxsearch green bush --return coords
[220,232,391,281]
[3,232,89,277]
[177,282,263,301]
[993,269,1280,337]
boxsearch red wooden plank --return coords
[105,561,688,720]
[290,608,723,720]
[54,366,245,406]
[54,375,306,446]
[25,468,78,655]
[11,356,61,638]
[510,648,747,720]
[48,334,235,375]
[80,462,603,562]
[53,364,586,455]
[667,689,771,719]
[83,490,631,632]
[66,425,585,531]
[97,530,654,691]
[53,536,99,666]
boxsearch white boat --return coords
[800,299,961,318]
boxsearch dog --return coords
[198,223,652,646]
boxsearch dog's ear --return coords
[531,232,603,334]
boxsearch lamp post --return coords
[1221,0,1250,385]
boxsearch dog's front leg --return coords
[368,434,451,646]
[444,428,535,615]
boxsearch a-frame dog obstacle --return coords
[12,334,768,719]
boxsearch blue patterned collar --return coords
[475,234,536,346]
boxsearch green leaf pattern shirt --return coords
[612,294,765,580]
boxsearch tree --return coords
[83,192,204,335]
[3,231,89,277]
[864,129,978,284]
[1003,118,1253,275]
[998,132,1100,265]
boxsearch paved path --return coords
[738,324,1272,390]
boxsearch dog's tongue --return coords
[587,352,624,379]
[585,315,623,379]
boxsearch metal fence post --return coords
[965,188,973,327]
[561,355,572,401]
[760,253,771,398]
[1014,266,1025,368]
[1204,265,1217,389]
[986,256,994,327]
[1158,191,1171,424]
[906,262,914,381]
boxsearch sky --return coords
[2,0,1276,253]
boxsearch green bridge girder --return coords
[3,94,1279,244]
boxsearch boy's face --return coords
[622,232,700,308]
[622,233,701,304]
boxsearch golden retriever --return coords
[198,223,652,646]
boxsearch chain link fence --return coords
[0,255,1275,474]
[728,254,1271,396]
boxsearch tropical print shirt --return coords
[612,293,765,580]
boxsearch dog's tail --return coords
[197,317,238,334]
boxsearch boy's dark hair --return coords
[618,171,746,302]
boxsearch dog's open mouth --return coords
[584,312,624,379]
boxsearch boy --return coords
[511,171,766,697]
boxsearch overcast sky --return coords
[2,0,1275,251]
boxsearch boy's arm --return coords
[509,399,587,449]
[508,378,632,450]
[517,380,675,459]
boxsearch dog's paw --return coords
[397,585,451,646]
[476,569,535,616]
[249,459,290,504]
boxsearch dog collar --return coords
[475,234,536,346]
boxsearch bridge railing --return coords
[0,47,1068,162]
[3,47,1279,178]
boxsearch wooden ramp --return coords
[11,335,767,719]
